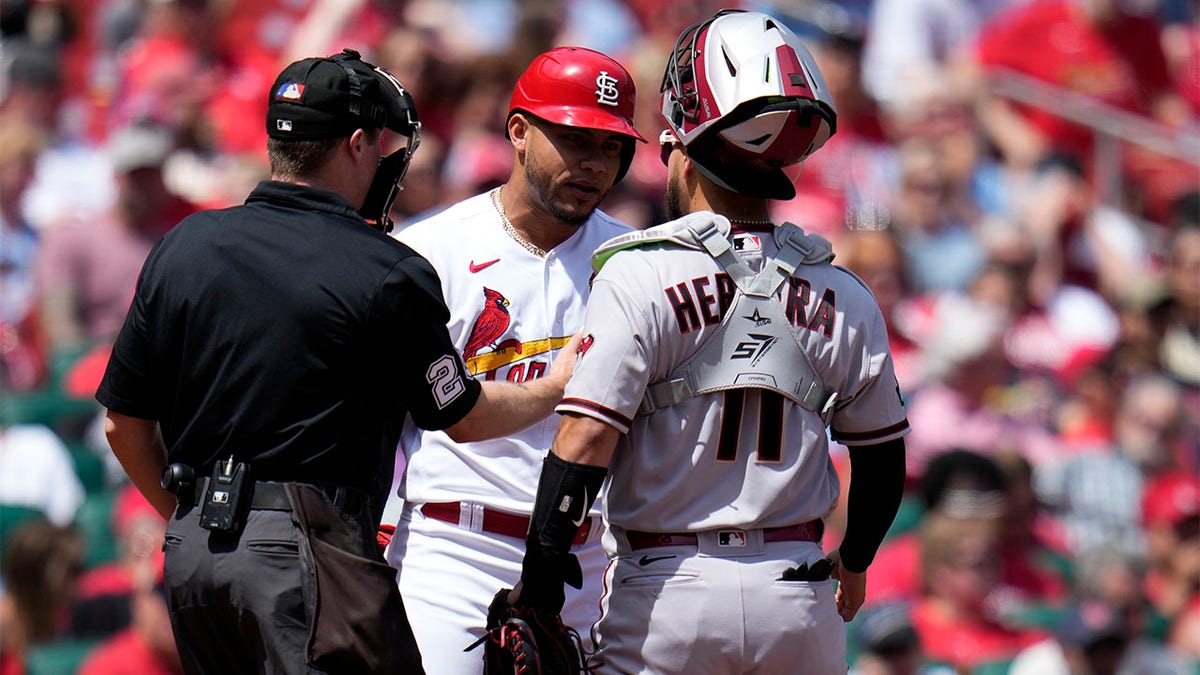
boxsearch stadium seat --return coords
[73,491,119,569]
[0,504,46,556]
[24,638,101,675]
[66,443,106,495]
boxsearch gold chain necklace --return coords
[728,217,774,227]
[491,187,547,258]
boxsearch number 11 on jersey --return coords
[715,390,784,463]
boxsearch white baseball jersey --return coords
[558,212,910,535]
[393,190,631,511]
[384,189,630,673]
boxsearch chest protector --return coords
[591,212,838,420]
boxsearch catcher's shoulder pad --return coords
[591,211,731,273]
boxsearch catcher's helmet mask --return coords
[661,9,838,200]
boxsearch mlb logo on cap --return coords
[275,83,305,101]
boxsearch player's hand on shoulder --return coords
[547,330,585,387]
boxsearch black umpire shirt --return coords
[96,180,481,514]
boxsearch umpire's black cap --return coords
[266,49,418,141]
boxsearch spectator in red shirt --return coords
[974,0,1198,220]
[974,0,1184,168]
[871,450,1067,606]
[911,513,1049,669]
[1141,471,1200,629]
[77,560,181,675]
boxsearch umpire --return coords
[96,49,574,674]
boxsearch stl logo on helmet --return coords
[595,71,621,107]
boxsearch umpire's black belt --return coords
[189,479,367,515]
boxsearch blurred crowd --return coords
[0,0,1197,673]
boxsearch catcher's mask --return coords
[507,46,647,183]
[660,9,838,200]
[267,49,421,233]
[357,61,421,234]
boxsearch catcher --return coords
[490,8,909,675]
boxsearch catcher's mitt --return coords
[466,588,588,675]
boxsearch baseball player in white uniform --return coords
[382,46,645,673]
[506,11,911,674]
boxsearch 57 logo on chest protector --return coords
[731,333,778,365]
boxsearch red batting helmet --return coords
[661,9,838,199]
[508,46,647,182]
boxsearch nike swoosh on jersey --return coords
[469,258,501,273]
[638,555,675,566]
[571,488,588,528]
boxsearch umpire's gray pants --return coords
[165,487,424,674]
[164,504,313,674]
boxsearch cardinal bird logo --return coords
[463,288,514,359]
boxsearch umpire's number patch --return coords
[426,355,467,409]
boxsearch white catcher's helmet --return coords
[661,9,837,199]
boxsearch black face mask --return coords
[362,145,414,234]
[341,52,421,234]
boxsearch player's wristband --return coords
[518,453,606,612]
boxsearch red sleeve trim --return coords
[557,397,633,429]
[831,419,911,444]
